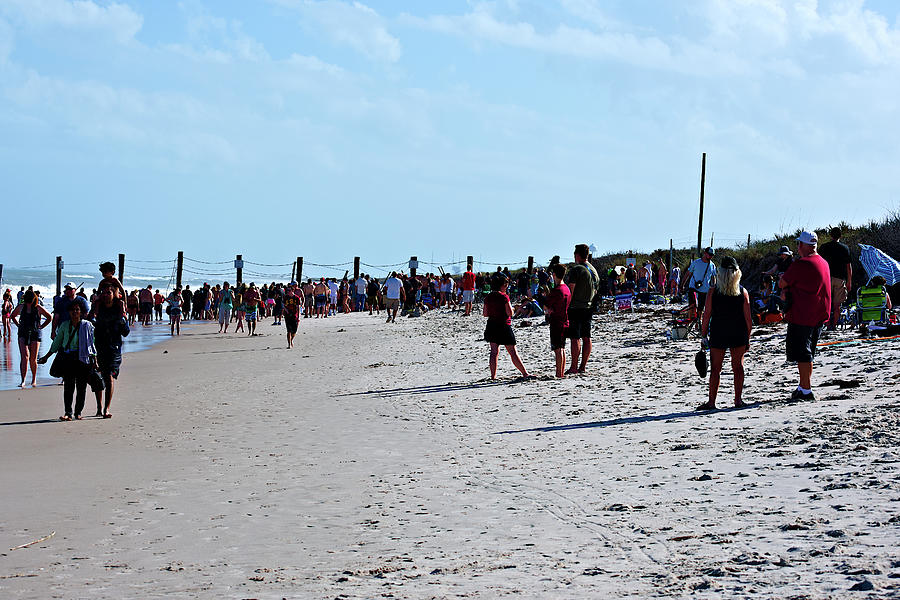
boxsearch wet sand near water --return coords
[0,307,898,598]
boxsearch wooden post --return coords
[669,239,673,274]
[176,251,183,289]
[56,256,63,298]
[710,233,714,249]
[235,254,243,286]
[0,264,3,289]
[353,257,360,280]
[118,253,125,286]
[527,256,534,274]
[467,255,474,272]
[697,152,706,257]
[410,256,417,278]
[747,234,751,250]
[297,257,303,282]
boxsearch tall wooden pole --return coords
[353,257,360,280]
[697,152,706,257]
[297,257,303,282]
[669,239,673,274]
[235,254,243,286]
[176,251,183,289]
[747,234,751,250]
[0,264,4,290]
[467,256,474,272]
[56,256,63,298]
[527,256,534,274]
[118,253,125,286]
[410,256,417,278]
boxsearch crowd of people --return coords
[1,227,893,421]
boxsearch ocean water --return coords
[0,268,260,393]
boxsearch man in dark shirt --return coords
[818,227,853,330]
[182,286,192,321]
[52,282,90,340]
[92,286,129,418]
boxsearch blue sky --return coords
[1,0,898,270]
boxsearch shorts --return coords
[315,294,326,308]
[140,302,152,316]
[385,298,400,311]
[245,309,257,322]
[785,323,822,363]
[284,315,298,334]
[549,321,567,350]
[170,307,181,316]
[367,293,377,305]
[462,290,475,303]
[831,277,847,316]
[18,330,41,345]
[566,308,592,339]
[484,319,516,345]
[218,307,232,324]
[96,349,122,379]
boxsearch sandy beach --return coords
[1,307,898,598]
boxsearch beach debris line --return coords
[9,530,55,551]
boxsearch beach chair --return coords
[614,293,634,313]
[670,299,700,340]
[856,284,888,326]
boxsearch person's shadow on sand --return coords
[337,378,529,399]
[0,418,61,427]
[494,402,761,435]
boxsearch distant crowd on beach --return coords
[1,227,895,422]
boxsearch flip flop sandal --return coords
[695,401,716,411]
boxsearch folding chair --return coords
[856,284,888,326]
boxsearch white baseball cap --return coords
[796,231,818,245]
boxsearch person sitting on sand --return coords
[697,256,752,410]
[513,297,544,319]
[483,273,532,380]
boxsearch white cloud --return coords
[0,0,142,43]
[181,5,269,62]
[276,0,401,63]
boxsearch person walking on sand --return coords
[328,278,339,316]
[166,287,183,335]
[314,278,329,318]
[283,282,303,349]
[545,264,571,378]
[564,243,599,374]
[244,283,261,335]
[682,248,717,310]
[382,272,405,323]
[483,273,532,380]
[2,290,14,340]
[818,227,852,330]
[696,256,752,411]
[153,289,165,321]
[461,266,476,316]
[139,285,153,326]
[37,302,96,421]
[10,289,52,387]
[779,231,831,401]
[91,285,129,418]
[218,282,234,333]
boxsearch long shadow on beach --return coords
[494,403,760,435]
[0,418,61,427]
[337,379,522,399]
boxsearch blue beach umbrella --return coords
[858,244,900,285]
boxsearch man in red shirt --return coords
[779,231,831,401]
[461,267,477,316]
[545,264,572,378]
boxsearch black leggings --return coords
[63,360,89,417]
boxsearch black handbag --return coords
[49,352,68,378]
[88,365,105,393]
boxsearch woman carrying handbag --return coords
[38,302,97,421]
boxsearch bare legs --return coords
[568,337,591,373]
[488,342,530,379]
[554,347,566,378]
[18,339,39,387]
[705,346,747,409]
[798,361,812,391]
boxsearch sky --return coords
[1,0,899,272]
